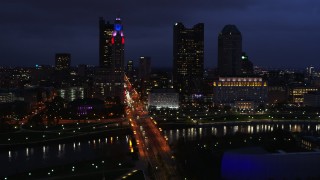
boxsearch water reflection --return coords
[42,146,48,159]
[26,148,29,157]
[58,144,65,158]
[164,123,320,143]
[0,135,131,177]
[8,151,11,162]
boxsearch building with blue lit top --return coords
[95,17,125,103]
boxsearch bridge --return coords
[124,75,179,180]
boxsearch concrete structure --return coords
[148,89,179,109]
[221,147,320,180]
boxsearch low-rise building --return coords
[56,87,85,102]
[288,86,318,104]
[0,92,15,103]
[148,89,179,110]
[304,91,320,107]
[213,77,267,108]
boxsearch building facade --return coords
[173,22,204,97]
[126,60,134,80]
[288,86,318,104]
[148,89,179,110]
[55,53,71,70]
[139,56,151,81]
[218,25,242,76]
[56,87,85,102]
[213,77,267,109]
[96,17,125,103]
[0,92,15,103]
[99,18,114,68]
[303,91,320,107]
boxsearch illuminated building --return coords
[139,56,151,100]
[149,71,172,89]
[55,53,71,70]
[173,22,204,97]
[56,87,85,102]
[0,67,32,88]
[218,25,242,76]
[234,101,255,110]
[99,17,125,70]
[213,77,267,108]
[148,89,179,110]
[288,86,318,104]
[68,98,105,117]
[0,92,15,103]
[96,17,125,102]
[99,18,114,68]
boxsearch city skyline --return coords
[1,0,320,68]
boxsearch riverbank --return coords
[0,126,132,150]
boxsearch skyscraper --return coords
[218,25,242,76]
[139,56,151,100]
[99,17,125,70]
[55,53,71,70]
[95,17,125,102]
[173,22,204,96]
[126,60,134,80]
[99,18,114,68]
[139,56,151,81]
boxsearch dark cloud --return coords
[0,0,320,68]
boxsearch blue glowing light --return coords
[115,24,122,31]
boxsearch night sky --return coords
[1,0,320,69]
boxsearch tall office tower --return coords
[95,17,125,103]
[126,60,134,80]
[127,60,133,72]
[139,56,151,100]
[173,22,204,96]
[99,17,125,71]
[55,53,71,70]
[218,25,242,76]
[139,56,151,81]
[99,18,114,68]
